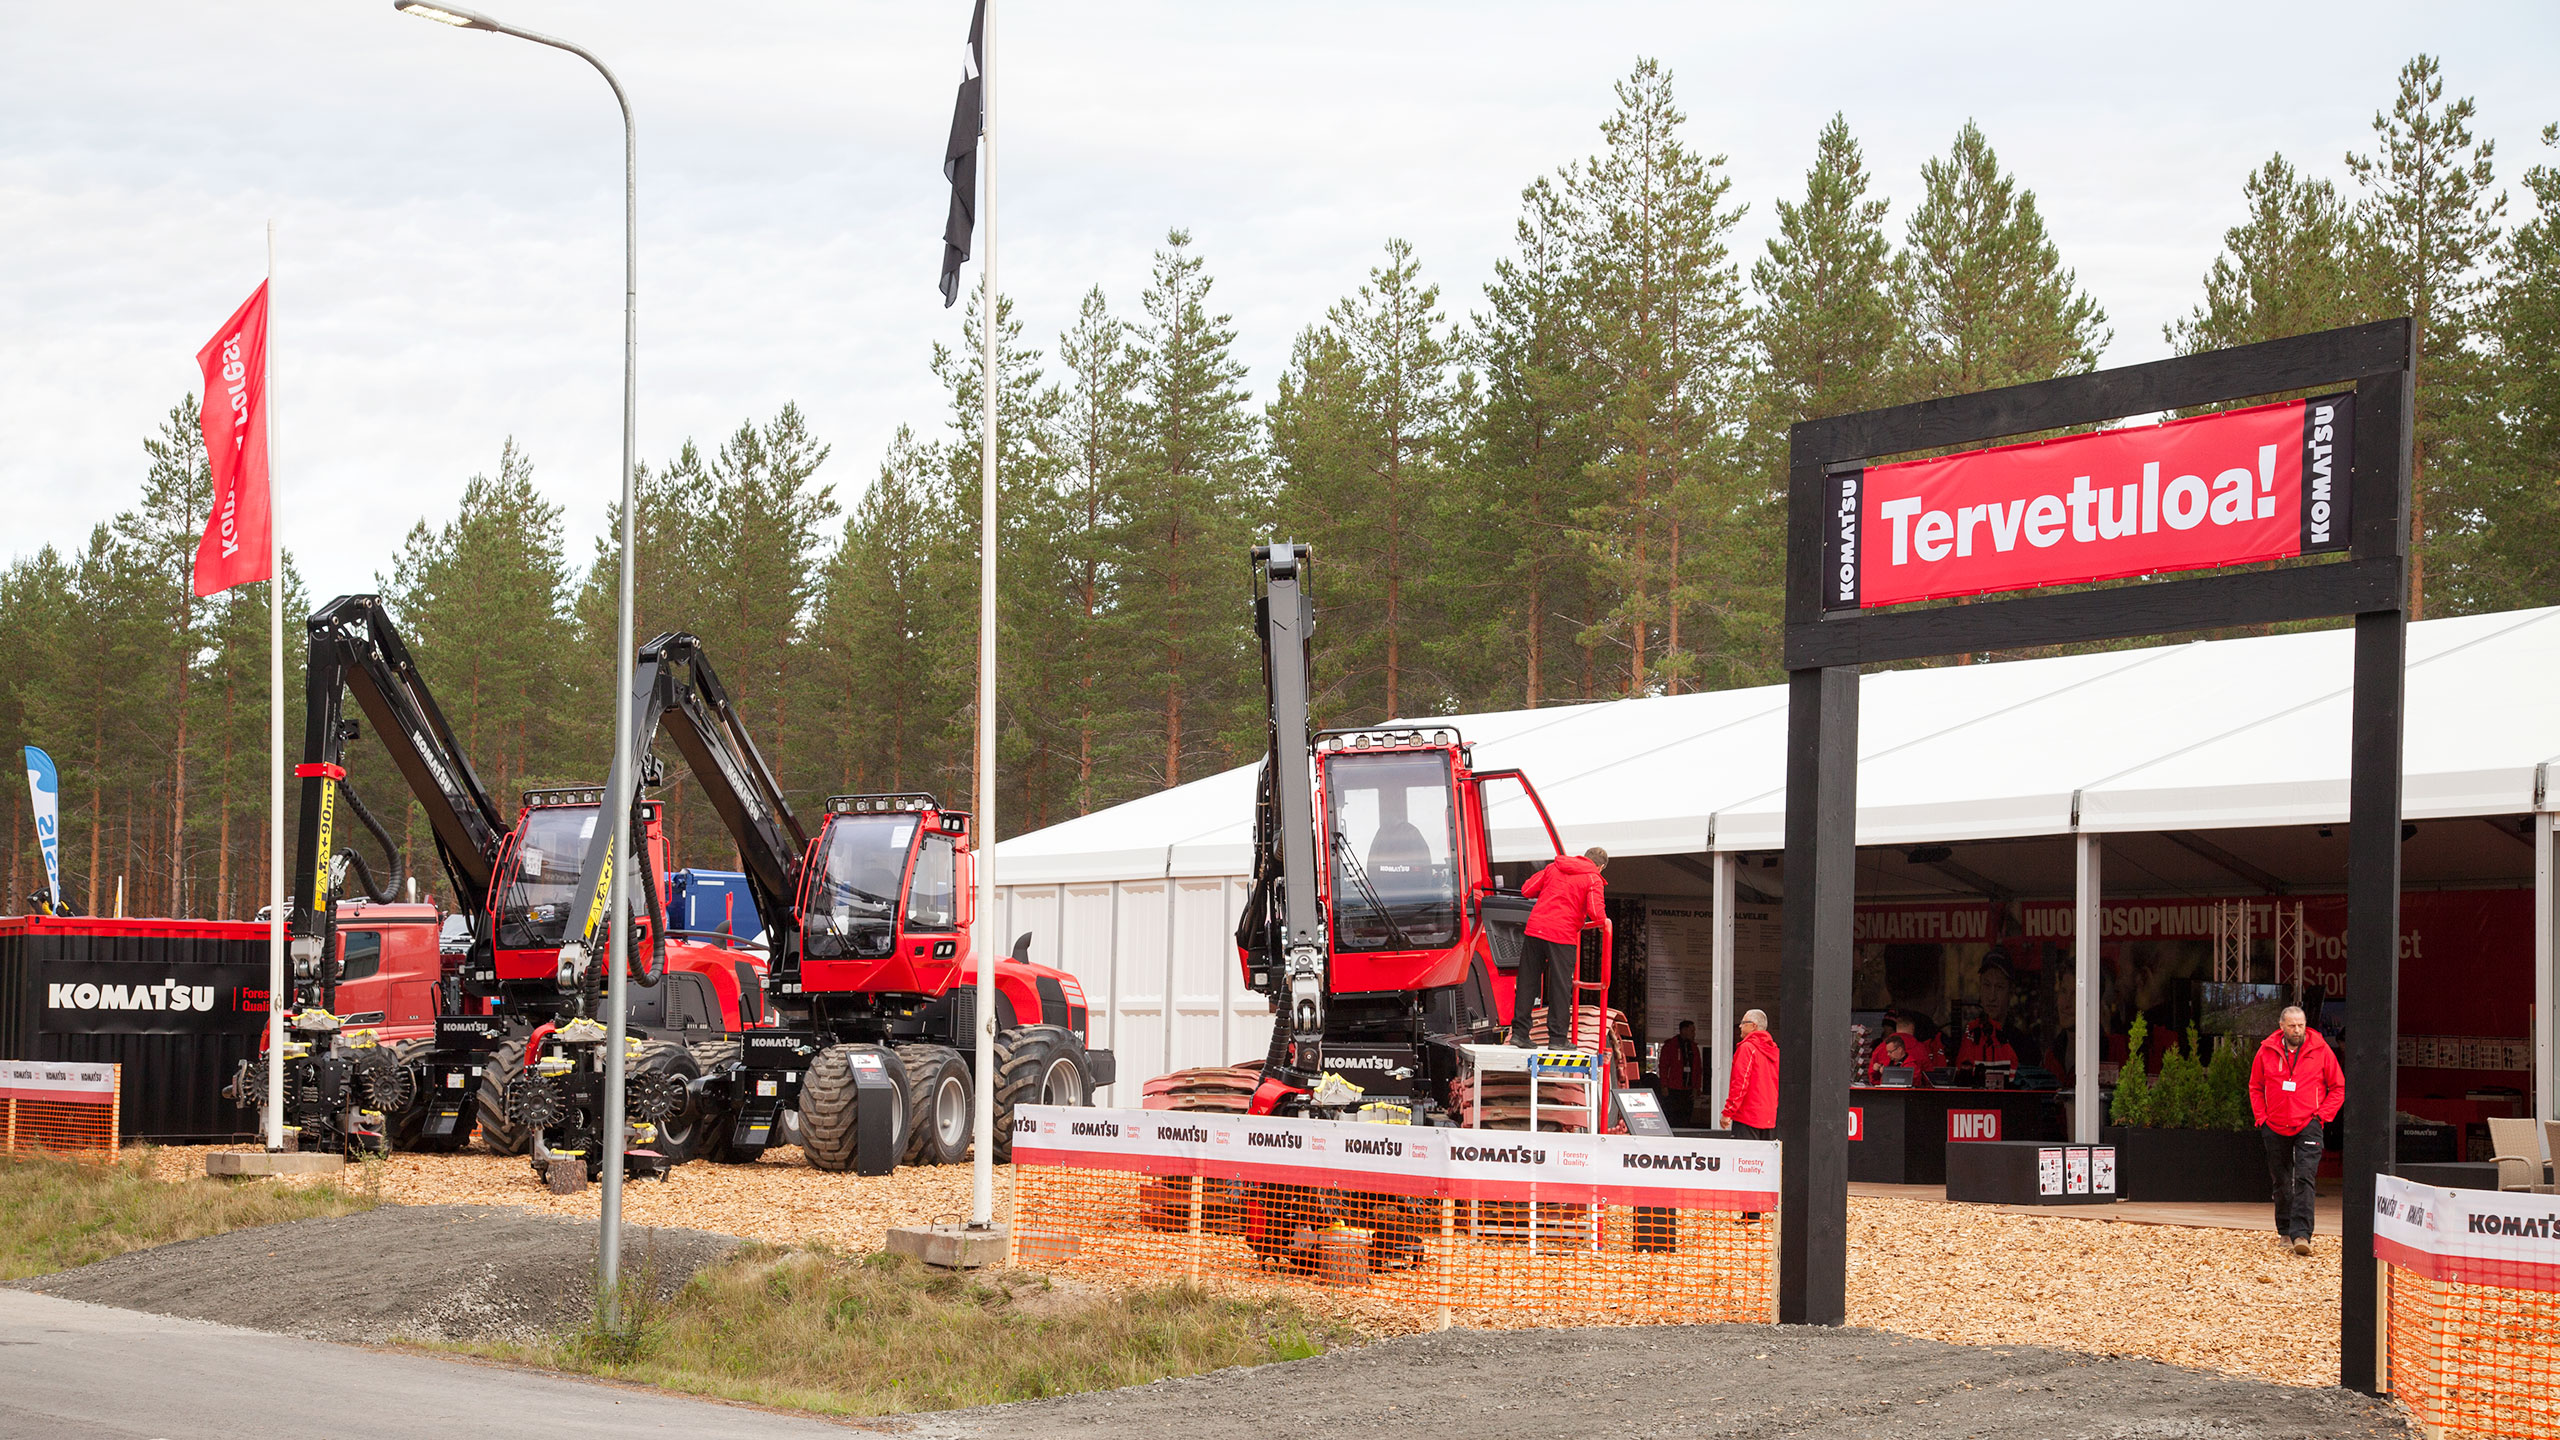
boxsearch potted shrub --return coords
[2101,1016,2269,1203]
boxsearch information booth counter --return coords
[1847,1085,2064,1185]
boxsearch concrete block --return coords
[545,1157,588,1195]
[885,1223,1008,1270]
[205,1151,345,1178]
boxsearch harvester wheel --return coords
[990,1025,1091,1163]
[474,1036,533,1157]
[383,1038,465,1152]
[688,1039,754,1163]
[798,1044,910,1173]
[894,1043,971,1165]
[627,1039,708,1164]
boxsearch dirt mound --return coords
[16,1205,738,1344]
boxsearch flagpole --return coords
[264,218,286,1152]
[969,0,998,1233]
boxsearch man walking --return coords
[2250,1004,2343,1255]
[1658,1019,1701,1125]
[1722,1009,1778,1140]
[1511,847,1608,1049]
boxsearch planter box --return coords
[2101,1126,2269,1203]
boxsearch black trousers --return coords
[2261,1119,2323,1240]
[1664,1090,1697,1125]
[1510,935,1576,1046]
[1731,1123,1775,1141]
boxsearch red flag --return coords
[193,281,273,597]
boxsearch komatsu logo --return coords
[1621,1151,1721,1172]
[1069,1121,1121,1137]
[1323,1055,1394,1071]
[1342,1136,1404,1157]
[1246,1131,1302,1150]
[1155,1124,1209,1143]
[2470,1212,2560,1239]
[1450,1144,1545,1165]
[49,979,216,1012]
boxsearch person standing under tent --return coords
[2250,1004,2344,1256]
[1723,1009,1779,1140]
[1511,846,1608,1049]
[1658,1018,1701,1124]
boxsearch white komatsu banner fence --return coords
[1011,1105,1780,1211]
[2376,1172,2560,1293]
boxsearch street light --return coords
[393,0,645,1331]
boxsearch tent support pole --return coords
[2074,832,2101,1142]
[1711,850,1735,1124]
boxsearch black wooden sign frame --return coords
[1777,319,2411,1393]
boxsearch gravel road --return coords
[16,1205,738,1343]
[899,1324,2411,1440]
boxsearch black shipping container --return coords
[0,916,275,1142]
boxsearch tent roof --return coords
[995,606,2560,886]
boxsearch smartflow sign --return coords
[1823,394,2354,611]
[23,745,61,910]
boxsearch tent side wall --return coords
[995,875,1265,1101]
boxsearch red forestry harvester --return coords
[627,631,1109,1172]
[1147,543,1635,1127]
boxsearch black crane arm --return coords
[1250,543,1327,1078]
[288,595,509,998]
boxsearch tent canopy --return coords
[996,606,2560,887]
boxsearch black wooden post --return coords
[2340,358,2412,1394]
[1777,664,1856,1323]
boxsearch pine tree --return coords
[1897,120,2109,398]
[1563,59,1752,695]
[1752,114,1901,432]
[2449,124,2560,612]
[1053,287,1141,814]
[114,398,215,912]
[701,404,836,771]
[1270,238,1455,724]
[2169,154,2382,353]
[1118,229,1261,787]
[805,428,967,799]
[2346,54,2506,620]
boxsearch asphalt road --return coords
[0,1290,855,1440]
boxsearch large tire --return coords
[628,1038,709,1165]
[798,1043,911,1174]
[382,1038,467,1153]
[895,1043,972,1166]
[991,1025,1092,1163]
[474,1036,532,1157]
[688,1039,755,1164]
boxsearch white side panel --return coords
[1224,875,1271,1065]
[1113,879,1171,1091]
[1171,876,1234,1075]
[1007,886,1062,970]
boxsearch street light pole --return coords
[394,0,642,1329]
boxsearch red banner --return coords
[1824,394,2352,610]
[192,282,273,597]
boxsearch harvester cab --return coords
[1169,542,1615,1128]
[227,594,511,1155]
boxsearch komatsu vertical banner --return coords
[1822,394,2354,610]
[24,745,62,911]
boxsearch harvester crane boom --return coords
[292,595,510,984]
[1253,543,1328,1081]
[631,630,809,953]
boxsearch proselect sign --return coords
[1824,393,2353,610]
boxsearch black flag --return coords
[939,0,985,308]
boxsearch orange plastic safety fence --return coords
[1,1097,120,1161]
[2386,1263,2560,1439]
[1011,1164,1775,1328]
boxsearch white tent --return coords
[994,605,2560,1107]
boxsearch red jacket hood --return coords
[1542,855,1600,882]
[1738,1028,1779,1062]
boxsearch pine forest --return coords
[8,57,2560,919]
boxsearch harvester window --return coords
[1324,750,1459,953]
[807,815,913,958]
[338,931,382,982]
[496,806,599,948]
[907,835,957,931]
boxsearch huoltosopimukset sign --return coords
[1824,393,2355,610]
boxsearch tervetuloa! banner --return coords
[1823,394,2354,611]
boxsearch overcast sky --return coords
[3,2,2554,600]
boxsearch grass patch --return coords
[0,1148,378,1282]
[452,1245,1353,1417]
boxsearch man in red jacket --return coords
[1511,847,1608,1048]
[2250,1005,2344,1256]
[1723,1009,1779,1139]
[1658,1019,1701,1124]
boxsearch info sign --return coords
[1822,393,2354,610]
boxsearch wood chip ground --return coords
[157,1145,2342,1388]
